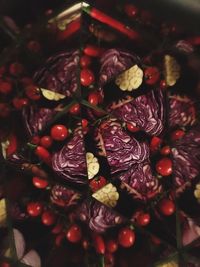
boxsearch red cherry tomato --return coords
[42,210,56,226]
[9,62,24,76]
[31,135,40,145]
[52,222,64,234]
[0,81,12,94]
[150,136,162,152]
[27,40,41,53]
[35,146,51,164]
[0,103,10,117]
[80,69,95,86]
[12,97,29,109]
[93,234,105,254]
[69,103,81,115]
[80,55,92,68]
[27,202,43,217]
[106,239,118,253]
[51,124,68,141]
[32,177,48,189]
[145,67,160,85]
[126,123,140,133]
[171,129,185,141]
[25,85,41,100]
[156,157,173,176]
[160,145,171,156]
[118,227,135,248]
[66,224,82,243]
[124,4,138,17]
[40,135,53,148]
[136,212,151,226]
[88,92,99,105]
[159,198,175,216]
[81,119,88,128]
[89,176,107,192]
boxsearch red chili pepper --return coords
[83,44,105,57]
[83,6,139,40]
[93,234,105,254]
[57,19,81,41]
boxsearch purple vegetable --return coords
[52,127,87,185]
[110,88,165,136]
[34,50,79,96]
[78,200,124,233]
[168,94,196,128]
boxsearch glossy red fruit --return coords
[81,119,88,128]
[42,210,56,226]
[80,55,92,68]
[66,224,82,243]
[137,212,151,226]
[93,234,105,254]
[159,198,175,216]
[171,129,185,141]
[52,222,64,234]
[88,92,99,105]
[31,135,40,145]
[0,81,12,94]
[126,123,140,133]
[25,85,41,100]
[6,134,17,156]
[69,103,81,115]
[27,40,41,53]
[51,124,68,141]
[12,98,29,109]
[89,176,107,192]
[80,68,95,86]
[9,62,24,76]
[35,146,51,164]
[40,135,52,148]
[106,239,118,253]
[160,145,171,156]
[118,227,135,248]
[156,157,173,176]
[150,136,162,152]
[124,4,138,17]
[32,177,48,189]
[0,103,10,117]
[145,67,160,85]
[27,202,43,217]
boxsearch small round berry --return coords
[80,69,95,87]
[156,157,173,176]
[0,81,12,94]
[27,202,43,217]
[80,55,92,68]
[42,210,56,226]
[25,85,41,100]
[159,198,175,216]
[32,177,48,189]
[118,227,135,248]
[66,224,82,243]
[137,212,151,226]
[40,135,53,148]
[51,125,68,141]
[124,4,138,17]
[160,145,171,156]
[106,239,118,253]
[145,67,160,85]
[88,92,99,105]
[126,123,140,133]
[171,129,185,141]
[9,62,24,76]
[69,103,81,115]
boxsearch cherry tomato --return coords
[0,103,10,117]
[106,239,118,253]
[9,62,24,76]
[52,222,64,234]
[80,55,92,68]
[42,210,56,226]
[32,176,48,189]
[25,85,41,100]
[27,40,41,53]
[156,157,173,176]
[136,212,151,226]
[27,202,43,217]
[150,136,162,152]
[171,129,185,141]
[66,224,82,243]
[31,135,40,145]
[93,234,105,254]
[0,81,12,94]
[88,92,99,105]
[69,103,81,115]
[118,227,135,248]
[51,124,68,141]
[126,123,140,133]
[12,97,29,109]
[80,69,94,86]
[81,119,88,128]
[160,145,171,156]
[89,176,107,192]
[144,67,160,85]
[35,146,51,164]
[159,198,175,216]
[124,4,138,17]
[55,232,65,247]
[40,135,53,148]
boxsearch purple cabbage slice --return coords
[52,127,87,185]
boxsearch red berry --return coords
[31,135,40,145]
[35,146,51,163]
[93,234,105,254]
[126,123,140,133]
[69,103,81,115]
[0,103,10,117]
[66,224,82,243]
[105,252,114,266]
[89,176,107,192]
[156,157,173,176]
[118,227,135,248]
[32,177,48,189]
[0,81,12,94]
[27,40,41,53]
[137,212,151,226]
[159,198,175,216]
[80,55,92,68]
[171,129,185,141]
[160,145,171,156]
[55,232,65,246]
[25,85,41,100]
[150,136,162,152]
[42,210,56,226]
[40,135,52,148]
[51,124,68,141]
[81,119,88,128]
[145,67,160,85]
[80,68,94,86]
[13,98,29,109]
[27,202,43,217]
[124,4,138,17]
[88,92,99,105]
[52,222,64,234]
[106,239,118,253]
[9,62,24,76]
